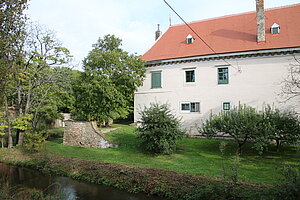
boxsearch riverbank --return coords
[0,148,270,200]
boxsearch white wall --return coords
[134,54,299,134]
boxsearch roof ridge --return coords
[169,3,300,28]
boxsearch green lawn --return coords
[44,124,299,185]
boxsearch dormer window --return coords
[186,34,194,44]
[271,23,280,34]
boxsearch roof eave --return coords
[145,47,300,66]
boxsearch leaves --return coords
[137,103,185,154]
[73,34,145,123]
[201,104,300,155]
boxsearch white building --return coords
[134,2,300,134]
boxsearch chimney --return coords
[155,24,162,40]
[256,0,266,44]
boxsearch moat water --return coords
[0,162,165,200]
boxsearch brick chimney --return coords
[155,24,162,41]
[256,0,266,44]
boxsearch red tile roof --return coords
[142,4,300,62]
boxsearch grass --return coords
[43,124,299,185]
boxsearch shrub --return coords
[24,131,47,152]
[272,164,300,200]
[137,103,184,154]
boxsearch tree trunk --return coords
[237,143,243,156]
[18,131,25,147]
[17,84,25,146]
[1,138,4,148]
[276,140,281,152]
[4,95,13,148]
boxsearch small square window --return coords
[271,27,279,34]
[223,102,231,111]
[218,67,229,84]
[185,70,195,82]
[181,103,190,111]
[271,23,280,34]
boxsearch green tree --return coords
[73,34,145,125]
[14,23,72,145]
[0,0,28,148]
[200,105,269,155]
[137,103,185,154]
[264,106,300,152]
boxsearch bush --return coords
[24,131,47,152]
[272,164,300,200]
[137,103,184,154]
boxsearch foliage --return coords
[1,125,299,185]
[200,104,270,155]
[272,164,300,200]
[24,131,47,152]
[0,21,73,147]
[12,114,33,131]
[0,0,28,148]
[73,34,145,124]
[264,106,300,151]
[137,103,185,154]
[219,142,240,183]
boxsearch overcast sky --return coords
[26,0,300,69]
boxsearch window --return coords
[180,102,200,113]
[185,70,195,82]
[181,103,190,111]
[186,34,194,44]
[151,71,161,88]
[271,23,280,34]
[218,67,229,84]
[222,102,231,111]
[190,102,200,112]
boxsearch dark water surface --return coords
[0,162,166,200]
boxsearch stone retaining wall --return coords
[63,121,116,148]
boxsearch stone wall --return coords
[63,121,116,148]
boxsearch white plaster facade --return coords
[134,52,300,134]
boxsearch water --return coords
[0,162,165,200]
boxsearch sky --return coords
[26,0,300,69]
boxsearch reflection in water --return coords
[0,163,165,200]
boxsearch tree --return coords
[200,105,268,155]
[137,103,185,154]
[14,22,72,146]
[73,34,145,125]
[0,0,28,148]
[264,106,300,152]
[281,55,300,104]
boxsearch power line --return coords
[162,0,237,69]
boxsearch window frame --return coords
[271,23,280,34]
[151,71,162,89]
[186,34,194,44]
[180,102,200,113]
[222,102,231,111]
[185,70,195,83]
[218,67,229,84]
